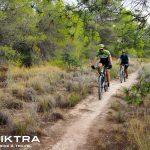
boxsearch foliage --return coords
[69,93,81,107]
[0,0,149,67]
[62,52,80,69]
[124,73,150,105]
[0,45,20,65]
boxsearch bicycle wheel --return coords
[98,76,103,100]
[120,70,123,83]
[123,71,126,82]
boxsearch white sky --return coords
[64,0,150,23]
[64,0,77,5]
[122,0,150,23]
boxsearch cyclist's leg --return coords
[97,63,102,74]
[106,69,110,87]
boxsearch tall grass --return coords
[127,116,150,150]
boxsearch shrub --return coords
[23,87,37,102]
[110,102,120,111]
[115,111,126,123]
[10,120,28,135]
[5,99,23,110]
[62,52,80,69]
[49,112,64,121]
[10,113,40,136]
[13,42,33,67]
[127,117,150,150]
[29,80,45,94]
[69,93,81,107]
[54,94,70,108]
[43,111,64,122]
[124,76,150,105]
[37,96,54,112]
[65,81,81,92]
[0,111,9,125]
[11,84,25,99]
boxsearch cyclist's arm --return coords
[117,58,121,64]
[107,51,112,65]
[92,56,99,65]
[128,56,130,64]
[117,55,121,64]
[108,55,112,65]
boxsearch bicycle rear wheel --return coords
[98,76,104,100]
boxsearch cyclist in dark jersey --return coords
[91,44,112,87]
[118,50,130,79]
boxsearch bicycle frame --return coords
[120,65,126,83]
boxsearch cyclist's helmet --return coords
[122,49,126,53]
[99,44,105,50]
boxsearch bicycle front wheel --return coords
[98,76,103,100]
[120,70,123,83]
[123,71,126,82]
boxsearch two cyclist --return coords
[91,44,130,87]
[91,44,112,87]
[118,49,130,79]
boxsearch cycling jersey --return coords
[96,50,110,65]
[119,54,129,64]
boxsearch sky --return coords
[122,0,150,23]
[64,0,150,23]
[64,0,77,5]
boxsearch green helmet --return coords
[99,44,105,49]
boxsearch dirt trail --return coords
[45,71,139,150]
[33,71,138,150]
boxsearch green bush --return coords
[62,52,80,69]
[69,93,81,107]
[124,74,150,105]
[0,46,21,65]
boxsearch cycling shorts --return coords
[99,58,111,69]
[121,64,129,69]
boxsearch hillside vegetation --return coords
[0,0,150,68]
[0,58,139,137]
[0,64,99,136]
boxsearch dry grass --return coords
[5,99,23,110]
[127,115,150,150]
[10,84,25,99]
[37,95,54,112]
[9,111,41,136]
[43,109,64,122]
[54,93,70,108]
[0,111,10,125]
[68,93,81,107]
[0,64,96,137]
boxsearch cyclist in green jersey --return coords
[91,44,112,87]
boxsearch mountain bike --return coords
[119,64,126,83]
[98,65,108,100]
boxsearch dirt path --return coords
[30,71,138,150]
